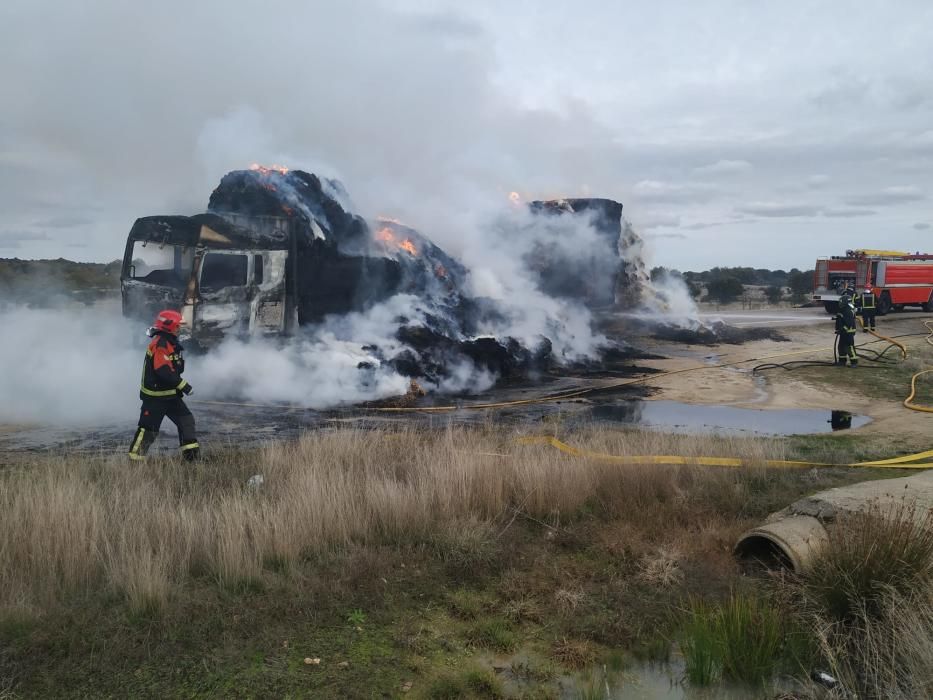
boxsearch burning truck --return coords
[121,166,645,388]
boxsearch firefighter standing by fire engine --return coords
[855,286,877,332]
[834,291,858,367]
[128,309,200,461]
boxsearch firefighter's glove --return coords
[179,383,194,397]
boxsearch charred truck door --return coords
[191,248,291,345]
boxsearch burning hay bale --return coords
[125,166,636,399]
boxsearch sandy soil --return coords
[639,309,932,440]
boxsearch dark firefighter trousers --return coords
[129,397,199,460]
[837,331,858,366]
[861,309,876,331]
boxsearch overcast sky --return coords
[1,0,931,270]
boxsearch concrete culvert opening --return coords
[735,472,933,574]
[735,515,829,574]
[735,534,795,571]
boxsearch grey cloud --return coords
[682,219,758,230]
[810,72,872,110]
[631,180,720,203]
[693,160,752,175]
[636,212,681,229]
[0,230,50,243]
[32,215,94,229]
[645,232,687,239]
[2,0,933,270]
[845,186,925,206]
[736,202,822,218]
[915,223,931,230]
[822,208,877,218]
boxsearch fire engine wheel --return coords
[924,293,933,313]
[877,292,892,316]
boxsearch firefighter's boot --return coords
[129,428,158,461]
[181,445,200,462]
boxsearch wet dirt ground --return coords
[1,308,929,457]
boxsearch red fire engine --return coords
[812,249,933,314]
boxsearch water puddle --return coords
[589,401,869,436]
[479,649,801,699]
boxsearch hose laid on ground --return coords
[517,435,933,470]
[858,316,909,358]
[904,369,933,413]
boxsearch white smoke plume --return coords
[190,295,418,408]
[0,301,406,425]
[617,218,701,327]
[0,306,141,425]
[456,204,610,360]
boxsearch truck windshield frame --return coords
[127,241,194,288]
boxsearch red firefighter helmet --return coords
[152,309,184,335]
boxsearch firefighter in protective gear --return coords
[856,286,877,332]
[128,310,200,461]
[834,294,858,367]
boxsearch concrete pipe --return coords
[735,515,828,572]
[736,470,933,572]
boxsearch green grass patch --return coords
[680,591,795,687]
[466,618,517,652]
[680,600,720,686]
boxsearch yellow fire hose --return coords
[857,315,908,358]
[516,436,933,470]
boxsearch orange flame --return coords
[508,191,522,206]
[376,227,395,242]
[374,227,417,255]
[250,163,289,175]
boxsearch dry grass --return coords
[0,425,847,618]
[800,505,933,698]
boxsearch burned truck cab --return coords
[121,213,297,349]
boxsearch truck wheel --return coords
[823,301,838,314]
[924,292,933,313]
[877,292,892,316]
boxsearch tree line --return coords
[651,266,814,304]
[1,257,813,307]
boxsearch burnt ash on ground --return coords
[649,320,790,346]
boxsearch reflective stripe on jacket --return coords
[140,332,188,399]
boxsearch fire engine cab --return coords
[812,249,933,315]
